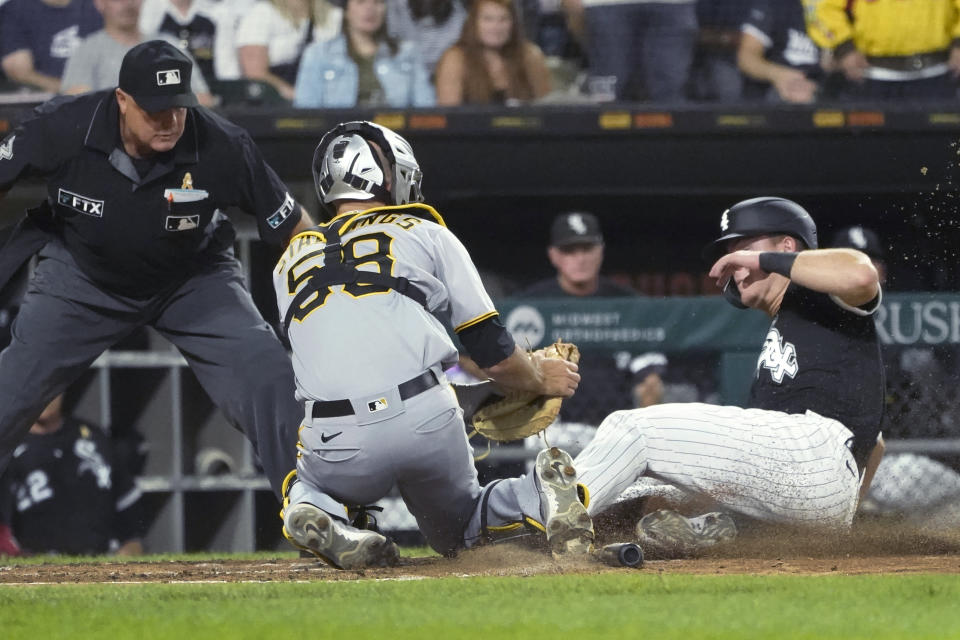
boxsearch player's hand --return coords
[533,351,580,398]
[773,70,817,103]
[949,46,960,78]
[709,250,762,289]
[839,50,869,83]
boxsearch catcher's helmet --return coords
[311,121,423,217]
[703,197,819,308]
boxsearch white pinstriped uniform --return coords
[574,403,861,527]
[571,276,884,531]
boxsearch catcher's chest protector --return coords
[282,213,430,336]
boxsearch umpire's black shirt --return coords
[0,90,301,298]
[748,283,885,466]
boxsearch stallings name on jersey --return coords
[276,211,424,272]
[757,326,798,383]
[351,211,424,231]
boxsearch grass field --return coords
[2,557,960,639]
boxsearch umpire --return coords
[0,41,314,500]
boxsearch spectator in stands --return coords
[385,0,468,74]
[530,0,587,101]
[0,393,146,556]
[236,0,342,102]
[536,0,584,62]
[138,0,218,85]
[60,0,214,106]
[293,0,434,108]
[806,0,960,101]
[737,0,825,103]
[536,0,584,60]
[0,0,103,93]
[435,0,551,105]
[627,351,667,408]
[208,0,257,80]
[688,0,745,103]
[515,212,636,425]
[579,0,697,102]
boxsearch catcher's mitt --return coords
[470,340,580,442]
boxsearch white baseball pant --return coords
[573,403,861,528]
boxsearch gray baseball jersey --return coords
[274,203,496,401]
[274,203,543,554]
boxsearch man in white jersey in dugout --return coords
[273,121,592,568]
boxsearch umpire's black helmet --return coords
[702,197,818,264]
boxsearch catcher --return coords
[273,121,590,569]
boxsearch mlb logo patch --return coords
[367,398,388,413]
[157,69,181,86]
[165,215,200,231]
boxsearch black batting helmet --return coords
[702,197,818,264]
[703,197,819,308]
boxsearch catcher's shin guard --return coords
[279,469,316,557]
[535,447,594,555]
[279,468,298,522]
[283,502,400,570]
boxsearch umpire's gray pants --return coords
[0,241,302,500]
[290,381,544,555]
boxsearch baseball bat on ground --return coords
[596,542,644,568]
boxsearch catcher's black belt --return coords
[311,371,439,419]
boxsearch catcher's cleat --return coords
[284,503,399,570]
[536,447,595,555]
[635,509,737,558]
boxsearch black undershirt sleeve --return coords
[457,315,516,369]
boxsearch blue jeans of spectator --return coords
[584,1,698,102]
[690,52,742,102]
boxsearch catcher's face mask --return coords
[312,121,424,217]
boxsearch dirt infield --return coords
[3,521,960,584]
